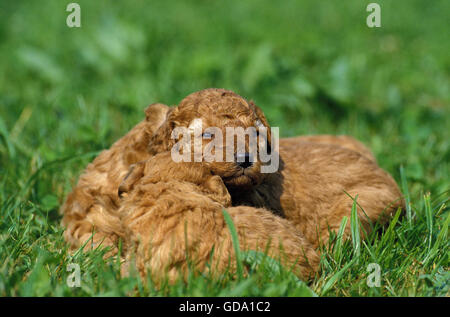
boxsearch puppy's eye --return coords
[202,131,214,139]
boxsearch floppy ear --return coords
[147,106,179,155]
[144,103,170,134]
[120,103,171,165]
[249,101,270,129]
[249,101,272,152]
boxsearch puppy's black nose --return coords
[235,153,253,168]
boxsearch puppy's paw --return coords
[203,175,231,206]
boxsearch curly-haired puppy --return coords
[61,88,403,253]
[60,103,170,251]
[117,152,319,284]
[145,88,404,247]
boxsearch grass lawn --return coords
[0,0,448,296]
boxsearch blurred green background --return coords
[0,0,448,296]
[0,0,448,198]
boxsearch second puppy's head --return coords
[147,88,277,189]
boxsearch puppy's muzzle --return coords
[235,153,253,169]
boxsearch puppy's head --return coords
[148,88,273,189]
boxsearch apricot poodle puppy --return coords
[61,103,170,251]
[117,152,319,283]
[144,89,405,248]
[61,88,404,254]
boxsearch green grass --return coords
[0,0,448,296]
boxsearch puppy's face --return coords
[148,89,273,190]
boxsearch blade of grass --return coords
[333,216,348,264]
[222,209,244,280]
[400,165,412,227]
[424,193,433,250]
[423,206,449,266]
[377,207,402,253]
[320,258,356,296]
[350,195,361,258]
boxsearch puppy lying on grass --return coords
[61,103,170,251]
[61,88,404,256]
[117,152,319,284]
[146,89,404,248]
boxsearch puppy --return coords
[118,152,319,284]
[60,103,170,251]
[61,88,274,251]
[146,88,405,248]
[61,88,403,253]
[231,141,404,247]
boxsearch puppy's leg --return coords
[201,175,232,207]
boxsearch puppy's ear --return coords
[144,103,170,134]
[147,106,179,154]
[249,101,272,152]
[249,101,270,129]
